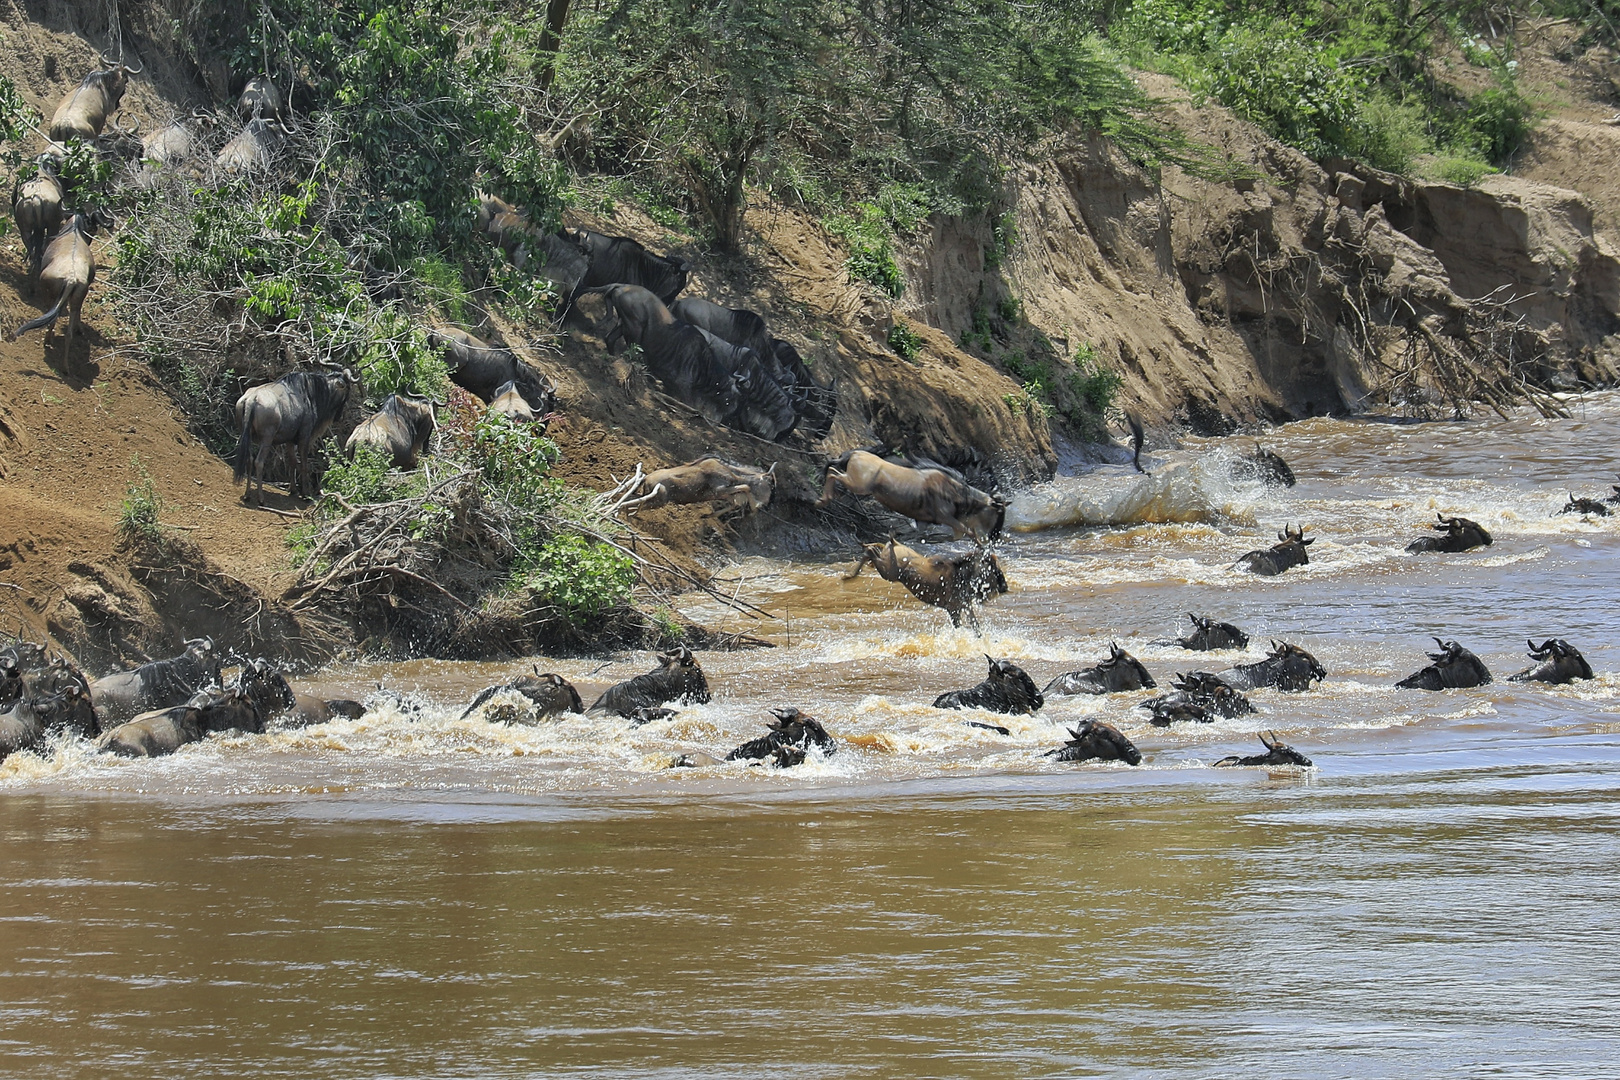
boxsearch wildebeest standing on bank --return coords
[1508,638,1594,684]
[237,75,285,121]
[628,458,776,514]
[1213,731,1313,768]
[1042,643,1156,696]
[12,156,65,286]
[671,297,774,362]
[89,636,220,728]
[345,393,437,469]
[770,339,838,440]
[234,367,359,505]
[588,648,711,717]
[48,56,140,142]
[7,212,103,356]
[1405,514,1492,553]
[591,285,741,425]
[845,535,1007,630]
[1222,641,1326,692]
[564,227,690,310]
[933,656,1043,715]
[1045,721,1141,765]
[1236,524,1314,576]
[1395,638,1492,690]
[820,450,1006,541]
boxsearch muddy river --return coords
[3,394,1619,1076]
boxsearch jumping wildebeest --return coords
[724,707,836,764]
[565,227,690,309]
[1406,514,1493,553]
[48,56,140,143]
[234,366,359,504]
[1229,444,1296,487]
[1560,494,1611,517]
[1395,638,1492,690]
[215,117,287,176]
[1507,638,1594,684]
[1042,643,1156,696]
[7,212,102,356]
[1128,414,1148,475]
[487,380,538,424]
[345,393,437,469]
[1213,731,1313,768]
[627,458,776,514]
[1044,721,1141,765]
[844,535,1007,630]
[1168,613,1250,651]
[428,326,556,410]
[1236,524,1314,577]
[459,669,584,722]
[588,647,711,717]
[1222,641,1326,692]
[819,450,1006,541]
[694,328,797,440]
[592,285,743,424]
[12,156,65,285]
[89,636,219,728]
[237,75,284,120]
[933,656,1044,715]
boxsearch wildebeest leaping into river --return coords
[819,450,1006,541]
[844,535,1006,630]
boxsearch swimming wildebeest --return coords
[458,669,584,722]
[1044,721,1142,765]
[89,636,220,728]
[1140,672,1254,726]
[1222,641,1326,692]
[1229,444,1296,487]
[932,656,1043,715]
[48,56,140,142]
[588,647,711,718]
[7,212,103,356]
[724,707,836,765]
[99,660,293,757]
[591,285,743,425]
[234,367,359,504]
[282,694,366,728]
[0,688,90,760]
[844,535,1007,630]
[1406,514,1492,553]
[1236,524,1314,577]
[1042,643,1156,696]
[1507,638,1594,684]
[1560,493,1611,517]
[627,458,776,514]
[345,393,437,469]
[1213,731,1313,768]
[12,155,65,286]
[1167,613,1250,651]
[428,325,557,410]
[564,227,690,310]
[819,450,1006,541]
[1395,638,1492,691]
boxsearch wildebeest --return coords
[932,656,1043,715]
[770,339,837,439]
[7,212,101,355]
[844,535,1007,630]
[1395,638,1492,690]
[1128,414,1148,474]
[0,670,96,758]
[627,457,776,514]
[428,325,556,410]
[1213,731,1313,768]
[48,57,140,143]
[819,450,1006,541]
[283,694,366,728]
[99,660,292,757]
[588,647,711,717]
[345,393,437,469]
[694,328,797,440]
[1236,524,1314,577]
[1168,613,1250,651]
[89,636,219,728]
[487,381,538,424]
[1406,514,1492,553]
[12,156,65,285]
[458,669,584,722]
[724,707,836,764]
[1229,444,1296,487]
[473,195,588,280]
[671,297,773,361]
[0,693,66,759]
[565,227,690,309]
[1507,638,1594,684]
[1560,493,1611,517]
[237,75,284,120]
[1140,671,1253,725]
[593,285,743,425]
[1044,721,1141,765]
[234,367,359,504]
[1222,641,1326,692]
[215,117,286,176]
[1042,643,1156,696]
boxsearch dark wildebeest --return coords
[1213,731,1313,768]
[487,381,538,424]
[474,194,588,279]
[1168,613,1250,651]
[459,669,584,722]
[1395,638,1492,691]
[694,328,797,440]
[1560,493,1611,517]
[0,639,49,710]
[671,297,774,362]
[48,56,140,142]
[592,285,742,424]
[234,367,359,504]
[1044,721,1142,765]
[1406,514,1492,553]
[933,656,1043,715]
[0,691,85,760]
[99,660,291,757]
[844,535,1007,630]
[770,339,838,440]
[22,657,98,739]
[1229,444,1296,487]
[627,458,776,514]
[89,636,219,729]
[7,212,102,356]
[1508,638,1594,684]
[1140,672,1253,726]
[564,227,690,310]
[1042,643,1156,696]
[1222,641,1326,692]
[1236,524,1314,577]
[12,155,65,286]
[345,393,437,469]
[215,117,287,176]
[0,658,96,756]
[428,325,556,410]
[724,707,836,765]
[588,647,711,718]
[237,75,284,120]
[819,450,1006,541]
[1128,414,1148,474]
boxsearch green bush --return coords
[322,441,397,505]
[888,321,924,362]
[354,313,450,401]
[117,456,165,546]
[827,204,905,297]
[518,533,635,625]
[471,411,560,505]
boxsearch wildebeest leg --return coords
[251,437,277,506]
[843,549,875,580]
[817,468,849,506]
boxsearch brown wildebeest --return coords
[48,56,140,143]
[345,393,437,469]
[234,367,359,504]
[8,212,102,356]
[1236,524,1314,576]
[819,450,1006,540]
[487,380,538,424]
[627,458,776,514]
[215,117,287,176]
[12,156,65,286]
[844,535,1006,630]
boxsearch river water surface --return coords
[3,395,1619,1077]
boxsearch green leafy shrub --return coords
[0,74,35,172]
[517,533,635,625]
[827,204,905,297]
[888,321,924,362]
[117,456,165,546]
[470,411,561,505]
[322,442,396,505]
[354,313,449,400]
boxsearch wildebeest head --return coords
[985,654,1041,704]
[657,646,710,702]
[237,75,284,121]
[1181,613,1249,650]
[235,658,297,716]
[1101,643,1155,688]
[1277,523,1312,546]
[1213,731,1313,768]
[1508,638,1594,684]
[1231,641,1326,692]
[1047,720,1142,765]
[767,705,836,754]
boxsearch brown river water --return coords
[3,394,1619,1076]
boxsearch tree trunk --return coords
[537,0,573,93]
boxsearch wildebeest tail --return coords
[233,401,256,482]
[7,292,70,341]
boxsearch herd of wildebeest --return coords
[5,61,1617,777]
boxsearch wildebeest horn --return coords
[1260,730,1279,749]
[125,57,143,74]
[766,462,777,476]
